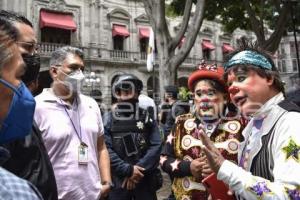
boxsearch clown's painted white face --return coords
[194,80,225,121]
[227,68,273,116]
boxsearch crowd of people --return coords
[0,9,300,200]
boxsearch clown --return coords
[160,61,243,200]
[199,42,300,200]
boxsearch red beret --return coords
[188,63,225,91]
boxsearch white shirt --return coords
[138,94,157,119]
[34,89,103,200]
[217,93,300,199]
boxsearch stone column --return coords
[97,3,102,47]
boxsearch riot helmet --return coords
[112,74,143,97]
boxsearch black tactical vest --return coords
[110,108,153,164]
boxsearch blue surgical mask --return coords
[0,79,36,144]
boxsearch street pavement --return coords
[156,170,172,200]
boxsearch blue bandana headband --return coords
[224,50,273,70]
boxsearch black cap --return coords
[164,85,178,99]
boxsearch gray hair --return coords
[49,46,84,67]
[0,17,18,70]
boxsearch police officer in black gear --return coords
[104,74,162,200]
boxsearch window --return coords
[39,10,76,44]
[277,61,282,72]
[290,42,296,53]
[203,49,210,60]
[113,35,124,50]
[282,60,287,72]
[112,24,129,51]
[41,27,71,44]
[293,59,298,72]
[280,44,285,55]
[202,39,215,61]
[140,38,148,53]
[140,38,148,60]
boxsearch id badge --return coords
[78,142,88,165]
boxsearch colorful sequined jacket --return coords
[217,93,300,200]
[160,113,243,200]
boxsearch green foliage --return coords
[166,4,179,18]
[178,87,192,102]
[168,0,299,34]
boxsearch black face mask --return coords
[21,54,40,95]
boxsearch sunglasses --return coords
[16,41,39,54]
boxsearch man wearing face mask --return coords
[103,74,162,200]
[21,54,41,95]
[0,10,58,200]
[0,17,43,200]
[34,46,112,200]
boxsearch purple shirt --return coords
[34,89,103,200]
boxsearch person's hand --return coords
[198,154,213,178]
[122,177,136,190]
[122,177,128,189]
[227,189,234,196]
[190,158,204,179]
[198,129,225,173]
[127,178,136,190]
[100,184,110,199]
[130,165,145,183]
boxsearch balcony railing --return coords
[38,42,221,66]
[39,43,66,55]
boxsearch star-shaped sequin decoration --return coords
[191,147,199,157]
[249,181,272,197]
[166,134,175,144]
[136,121,144,130]
[282,138,300,161]
[286,187,300,200]
[160,156,167,166]
[170,159,180,171]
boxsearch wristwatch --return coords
[102,181,115,189]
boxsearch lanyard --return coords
[60,98,83,144]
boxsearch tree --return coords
[169,0,298,54]
[142,0,206,98]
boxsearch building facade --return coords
[1,0,298,107]
[276,34,300,92]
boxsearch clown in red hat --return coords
[160,60,244,200]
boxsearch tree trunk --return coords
[143,0,206,100]
[244,0,290,53]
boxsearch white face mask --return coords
[59,69,85,93]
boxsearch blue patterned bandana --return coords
[224,50,272,71]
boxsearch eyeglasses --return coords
[16,41,39,54]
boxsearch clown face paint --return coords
[227,68,273,116]
[193,80,225,121]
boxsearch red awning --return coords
[40,10,77,31]
[202,40,215,50]
[222,43,234,53]
[139,28,150,39]
[112,24,130,37]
